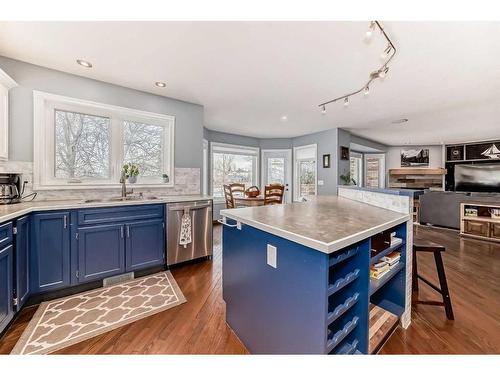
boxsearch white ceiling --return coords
[0,21,499,145]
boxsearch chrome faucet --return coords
[120,174,133,199]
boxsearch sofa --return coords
[419,191,500,229]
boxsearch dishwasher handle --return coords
[168,202,211,212]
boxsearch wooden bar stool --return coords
[412,239,455,320]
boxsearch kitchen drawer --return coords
[464,220,489,237]
[490,222,500,239]
[77,204,163,225]
[0,221,13,248]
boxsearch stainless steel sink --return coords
[79,195,160,204]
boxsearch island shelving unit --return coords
[221,196,410,354]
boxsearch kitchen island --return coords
[220,195,412,354]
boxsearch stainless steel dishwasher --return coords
[166,200,213,265]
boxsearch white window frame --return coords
[33,91,175,190]
[202,139,209,195]
[210,141,260,201]
[293,144,318,202]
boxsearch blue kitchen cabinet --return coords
[14,216,30,311]
[31,212,71,293]
[77,223,125,283]
[125,219,165,271]
[0,243,14,333]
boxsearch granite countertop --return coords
[220,196,409,254]
[0,195,213,224]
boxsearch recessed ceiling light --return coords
[392,118,408,124]
[155,82,166,88]
[76,59,92,68]
[280,115,288,122]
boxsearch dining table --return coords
[234,194,266,207]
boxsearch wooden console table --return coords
[460,202,500,243]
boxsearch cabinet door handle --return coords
[126,225,130,238]
[121,226,124,238]
[63,215,67,229]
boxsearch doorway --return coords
[261,149,292,203]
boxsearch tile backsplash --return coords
[0,161,200,200]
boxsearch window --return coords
[33,91,175,189]
[364,154,385,188]
[267,158,285,184]
[349,152,363,187]
[54,110,111,180]
[123,120,164,179]
[210,142,259,198]
[293,144,317,201]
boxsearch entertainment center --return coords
[419,140,499,232]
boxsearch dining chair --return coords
[223,184,236,209]
[229,183,246,197]
[264,183,285,205]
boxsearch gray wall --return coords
[292,128,339,195]
[0,56,204,169]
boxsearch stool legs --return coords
[433,251,455,320]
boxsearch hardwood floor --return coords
[0,224,498,354]
[381,225,500,354]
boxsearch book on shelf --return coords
[390,237,403,247]
[382,251,401,265]
[370,263,390,279]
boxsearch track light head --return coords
[364,21,376,43]
[379,66,389,79]
[364,86,370,96]
[321,106,326,115]
[344,97,349,107]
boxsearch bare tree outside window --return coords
[123,120,164,177]
[212,152,254,197]
[299,160,316,196]
[54,110,110,179]
[267,157,285,184]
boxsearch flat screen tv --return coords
[454,164,500,192]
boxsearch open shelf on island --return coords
[368,304,399,354]
[370,237,404,265]
[369,262,404,296]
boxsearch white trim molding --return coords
[33,90,175,190]
[0,68,17,161]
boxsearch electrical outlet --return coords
[267,244,277,268]
[318,180,324,186]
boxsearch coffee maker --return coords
[0,173,22,204]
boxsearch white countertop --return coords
[0,195,212,224]
[221,196,409,254]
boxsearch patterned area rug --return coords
[11,271,186,355]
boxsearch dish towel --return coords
[179,207,192,248]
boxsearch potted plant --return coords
[162,173,169,183]
[122,163,140,183]
[339,172,356,186]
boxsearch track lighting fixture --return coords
[380,45,392,60]
[318,21,396,113]
[364,21,376,43]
